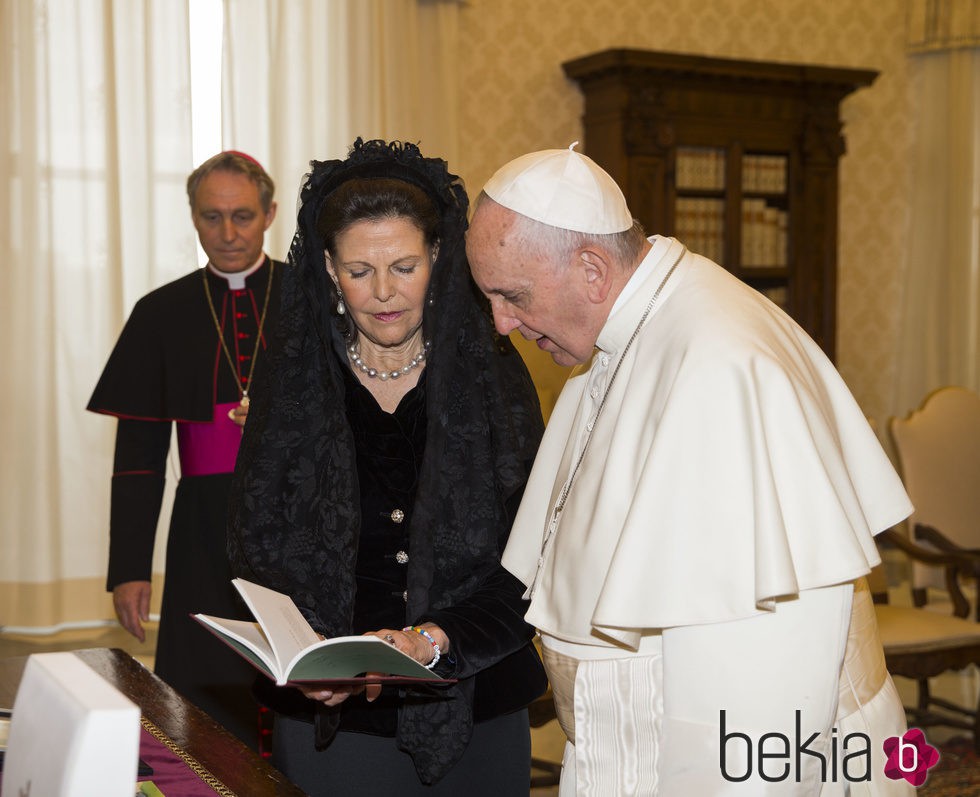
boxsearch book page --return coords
[285,635,437,683]
[232,578,321,672]
[193,615,278,679]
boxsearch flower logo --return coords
[882,728,940,786]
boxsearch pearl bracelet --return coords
[403,625,441,669]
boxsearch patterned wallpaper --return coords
[456,0,912,424]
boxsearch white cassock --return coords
[503,236,915,795]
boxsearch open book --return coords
[193,578,449,686]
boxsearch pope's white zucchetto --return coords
[481,142,634,235]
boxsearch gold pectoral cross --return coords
[227,394,250,425]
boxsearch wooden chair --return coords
[872,527,980,749]
[889,386,980,614]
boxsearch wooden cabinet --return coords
[562,49,877,361]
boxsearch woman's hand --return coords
[296,625,450,707]
[296,682,361,707]
[373,624,449,665]
[295,629,362,706]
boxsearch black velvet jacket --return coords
[228,141,547,784]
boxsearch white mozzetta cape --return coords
[503,238,913,649]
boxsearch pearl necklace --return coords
[347,340,430,381]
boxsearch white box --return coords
[1,652,140,796]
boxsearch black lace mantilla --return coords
[228,139,544,783]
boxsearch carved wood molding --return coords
[563,49,878,101]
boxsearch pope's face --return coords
[466,201,597,367]
[192,170,276,273]
[327,216,435,351]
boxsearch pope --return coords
[465,144,915,796]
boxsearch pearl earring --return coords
[337,296,346,315]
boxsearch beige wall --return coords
[456,0,911,423]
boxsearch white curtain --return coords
[894,3,980,414]
[222,0,461,260]
[0,1,194,628]
[1,0,462,629]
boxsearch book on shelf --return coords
[676,147,726,191]
[675,197,724,265]
[740,199,787,268]
[743,154,788,194]
[193,578,451,686]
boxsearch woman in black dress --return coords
[229,139,547,794]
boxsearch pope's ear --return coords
[579,247,614,304]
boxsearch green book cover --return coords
[193,578,451,686]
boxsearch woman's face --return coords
[327,216,435,350]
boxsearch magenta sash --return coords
[176,402,242,476]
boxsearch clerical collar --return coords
[608,235,673,320]
[207,254,267,289]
